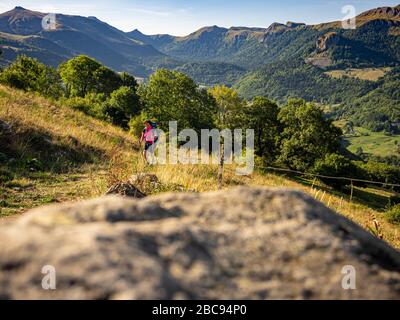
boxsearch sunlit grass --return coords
[325,67,391,81]
[1,85,399,248]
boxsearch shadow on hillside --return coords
[352,188,396,211]
[0,122,105,177]
[276,173,395,212]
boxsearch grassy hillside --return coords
[325,67,391,81]
[234,58,376,103]
[0,84,140,216]
[174,61,246,87]
[338,122,400,157]
[236,61,399,133]
[0,85,399,248]
[331,67,400,132]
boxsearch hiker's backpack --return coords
[149,121,158,129]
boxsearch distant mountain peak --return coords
[0,6,45,18]
[129,29,145,36]
[265,21,306,34]
[286,21,306,28]
[0,6,46,35]
[177,25,227,41]
[265,22,288,33]
[197,25,226,32]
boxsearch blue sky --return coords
[0,0,399,35]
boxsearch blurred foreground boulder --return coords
[0,187,399,299]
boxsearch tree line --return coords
[1,54,399,191]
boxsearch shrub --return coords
[105,86,141,128]
[0,56,63,99]
[139,69,218,133]
[24,157,42,171]
[386,204,400,225]
[358,161,400,191]
[0,168,13,184]
[278,99,342,171]
[242,96,281,160]
[59,55,133,99]
[129,114,145,138]
[59,55,103,98]
[313,153,361,188]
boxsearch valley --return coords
[342,125,400,157]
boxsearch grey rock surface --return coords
[0,187,399,299]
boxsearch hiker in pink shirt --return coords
[140,120,159,163]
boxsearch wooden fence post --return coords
[350,179,354,202]
[348,179,354,213]
[218,141,224,190]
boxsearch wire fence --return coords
[146,146,400,190]
[254,166,400,188]
[222,164,400,190]
[222,163,399,223]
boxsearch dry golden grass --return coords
[0,85,137,155]
[0,85,140,217]
[150,162,400,248]
[325,67,391,81]
[313,17,400,31]
[1,85,399,248]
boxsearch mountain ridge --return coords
[1,3,400,124]
[0,6,169,76]
[126,3,400,45]
[2,4,400,76]
[124,4,400,74]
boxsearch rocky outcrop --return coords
[129,173,160,190]
[316,32,340,53]
[0,187,399,299]
[305,53,333,68]
[105,173,161,198]
[105,182,146,198]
